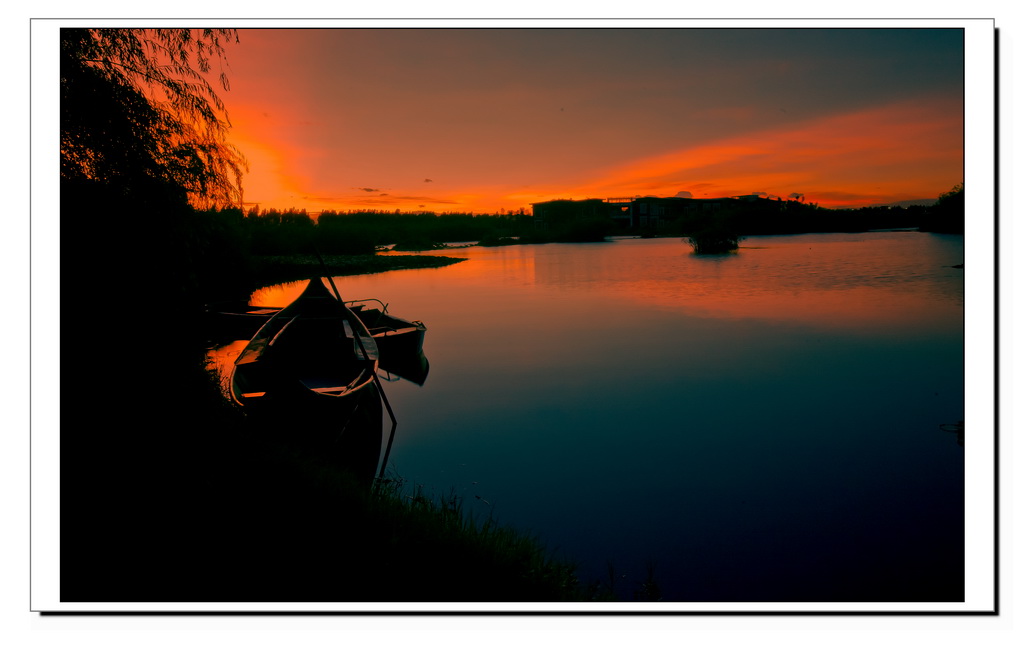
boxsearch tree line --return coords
[675,187,963,253]
[677,186,964,240]
[186,184,966,276]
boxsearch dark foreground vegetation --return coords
[64,364,588,602]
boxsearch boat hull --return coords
[212,296,428,383]
[228,278,385,482]
[350,306,427,366]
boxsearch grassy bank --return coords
[195,370,590,601]
[248,253,466,289]
[63,360,593,603]
[188,419,590,602]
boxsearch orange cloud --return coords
[226,104,323,208]
[540,96,963,208]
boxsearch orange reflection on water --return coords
[204,339,249,399]
[622,240,959,333]
[242,235,963,339]
[249,278,317,308]
[432,235,966,335]
[615,274,958,333]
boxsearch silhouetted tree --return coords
[937,183,964,208]
[60,28,255,306]
[683,206,743,253]
[60,30,257,602]
[920,183,965,233]
[61,28,246,209]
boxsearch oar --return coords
[313,247,399,480]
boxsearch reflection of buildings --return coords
[530,196,734,230]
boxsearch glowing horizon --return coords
[218,28,964,215]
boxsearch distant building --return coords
[530,195,730,229]
[529,198,607,229]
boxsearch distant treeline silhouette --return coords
[195,207,522,257]
[190,184,964,262]
[675,186,962,253]
[678,186,963,243]
[714,186,965,236]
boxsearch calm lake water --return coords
[217,232,965,602]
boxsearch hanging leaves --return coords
[60,28,247,209]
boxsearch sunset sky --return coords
[218,28,964,214]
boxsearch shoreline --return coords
[249,252,467,288]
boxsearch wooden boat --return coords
[377,349,430,386]
[345,299,428,383]
[229,278,386,483]
[205,303,284,342]
[229,278,380,408]
[211,294,428,383]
